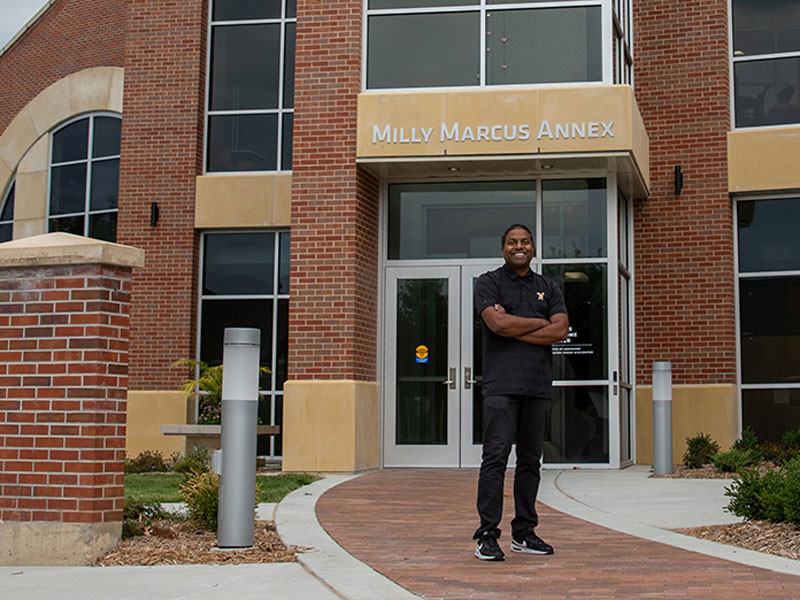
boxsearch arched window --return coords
[0,179,14,243]
[48,113,121,241]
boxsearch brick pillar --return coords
[0,232,144,566]
[282,0,381,472]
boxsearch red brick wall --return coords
[116,0,207,389]
[0,264,131,523]
[633,0,736,385]
[289,0,379,381]
[0,0,127,134]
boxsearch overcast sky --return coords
[0,0,49,49]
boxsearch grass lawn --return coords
[125,472,319,505]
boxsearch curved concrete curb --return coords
[538,469,800,576]
[275,474,422,600]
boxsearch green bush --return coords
[781,427,800,452]
[782,457,800,527]
[180,469,220,532]
[725,457,800,525]
[122,502,173,538]
[172,447,211,475]
[124,450,173,474]
[757,441,799,466]
[733,427,759,452]
[683,432,720,469]
[712,447,759,473]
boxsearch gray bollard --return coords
[653,360,673,475]
[217,327,260,548]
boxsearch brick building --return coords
[1,0,798,472]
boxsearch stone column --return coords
[0,232,144,566]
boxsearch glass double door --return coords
[383,264,499,467]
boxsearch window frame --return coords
[734,194,800,438]
[0,178,15,243]
[204,0,296,174]
[362,0,620,92]
[196,229,291,458]
[46,112,121,241]
[730,0,800,130]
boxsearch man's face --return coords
[502,227,534,273]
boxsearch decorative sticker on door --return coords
[415,344,429,364]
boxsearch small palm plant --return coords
[174,359,225,424]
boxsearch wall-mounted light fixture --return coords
[150,202,159,227]
[674,165,683,195]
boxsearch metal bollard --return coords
[217,327,260,548]
[653,360,673,475]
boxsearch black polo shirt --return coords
[475,264,567,399]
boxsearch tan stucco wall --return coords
[357,85,650,190]
[194,173,292,229]
[0,520,121,566]
[125,390,189,458]
[635,384,738,465]
[0,67,124,239]
[728,126,800,194]
[282,380,380,473]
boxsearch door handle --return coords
[442,367,456,390]
[464,366,477,389]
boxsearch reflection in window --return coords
[545,386,609,463]
[367,1,610,89]
[738,197,800,272]
[48,114,120,242]
[542,178,606,258]
[733,1,800,127]
[388,181,535,259]
[207,0,295,172]
[0,180,14,243]
[743,389,800,443]
[199,231,290,457]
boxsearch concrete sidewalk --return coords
[2,467,799,600]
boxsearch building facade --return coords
[1,0,798,471]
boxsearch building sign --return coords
[372,121,615,145]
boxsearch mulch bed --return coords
[98,520,300,566]
[675,521,800,561]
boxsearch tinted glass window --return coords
[545,386,609,463]
[542,179,607,258]
[733,0,800,56]
[368,12,480,88]
[207,114,279,171]
[486,7,602,85]
[50,164,87,215]
[742,389,800,442]
[281,113,293,171]
[283,22,296,108]
[544,263,608,381]
[92,117,121,158]
[369,0,476,6]
[90,159,120,211]
[388,181,535,259]
[52,119,88,163]
[740,276,800,384]
[734,58,800,127]
[203,232,275,295]
[1,181,14,221]
[210,24,281,111]
[738,197,800,272]
[213,0,281,20]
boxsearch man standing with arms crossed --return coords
[473,224,569,561]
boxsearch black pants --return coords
[474,394,549,540]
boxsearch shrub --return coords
[180,469,220,532]
[172,447,211,475]
[782,457,800,528]
[733,427,759,452]
[683,432,720,469]
[725,467,787,522]
[781,427,800,452]
[757,441,799,466]
[122,502,173,538]
[712,448,758,473]
[124,450,172,474]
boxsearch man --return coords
[473,223,569,561]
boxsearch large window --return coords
[733,1,800,128]
[366,1,630,90]
[48,114,121,242]
[0,180,13,243]
[737,196,800,441]
[206,0,296,172]
[199,231,290,457]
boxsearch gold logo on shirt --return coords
[537,292,545,300]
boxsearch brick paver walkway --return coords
[316,470,800,599]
